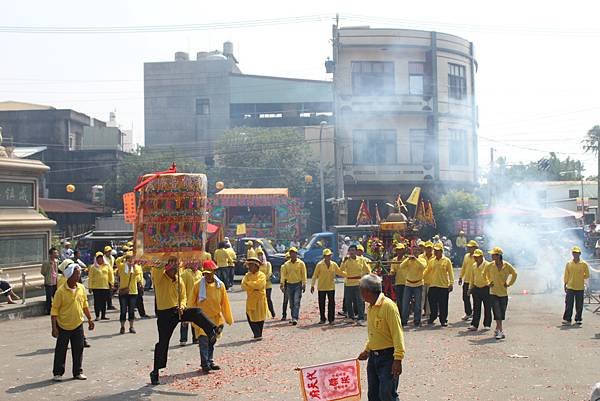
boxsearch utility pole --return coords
[489,148,494,206]
[319,121,327,232]
[597,143,600,222]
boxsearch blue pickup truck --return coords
[298,225,379,275]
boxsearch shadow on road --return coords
[218,338,259,348]
[15,348,55,357]
[6,378,59,394]
[79,385,195,400]
[468,337,500,345]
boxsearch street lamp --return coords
[319,121,327,232]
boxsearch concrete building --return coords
[144,42,333,156]
[329,26,478,223]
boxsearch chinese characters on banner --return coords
[123,192,137,224]
[299,359,361,401]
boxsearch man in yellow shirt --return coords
[51,263,94,381]
[467,249,492,331]
[179,262,203,345]
[458,240,479,321]
[150,256,218,385]
[310,248,343,325]
[246,241,257,259]
[399,251,427,327]
[389,244,408,317]
[340,245,371,325]
[357,245,372,273]
[279,247,307,325]
[214,241,234,290]
[562,246,590,326]
[419,241,434,318]
[424,243,454,327]
[357,274,404,401]
[487,247,517,340]
[224,240,237,291]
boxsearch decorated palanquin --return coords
[133,173,208,268]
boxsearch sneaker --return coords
[441,322,448,327]
[318,320,326,325]
[355,320,364,326]
[575,321,582,326]
[210,364,221,370]
[483,326,491,331]
[129,327,136,334]
[201,367,211,374]
[94,317,99,322]
[52,375,63,382]
[562,320,571,326]
[179,341,187,346]
[328,321,334,326]
[461,314,472,321]
[495,331,503,340]
[500,331,506,339]
[292,320,298,326]
[101,317,110,321]
[468,326,478,331]
[74,374,87,380]
[83,341,91,348]
[281,316,287,321]
[150,371,159,385]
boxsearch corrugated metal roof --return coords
[0,101,55,111]
[229,74,332,104]
[39,198,104,214]
[216,188,289,197]
[12,146,47,158]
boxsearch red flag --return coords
[355,200,372,226]
[299,359,361,401]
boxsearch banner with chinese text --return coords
[298,359,361,401]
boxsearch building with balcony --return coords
[330,26,478,222]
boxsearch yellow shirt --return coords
[359,255,372,273]
[214,249,233,268]
[190,279,233,337]
[340,257,371,287]
[281,259,307,285]
[311,260,342,291]
[390,256,408,286]
[225,248,237,264]
[51,283,89,331]
[88,263,114,289]
[424,256,454,288]
[364,293,405,360]
[181,269,202,302]
[247,248,257,259]
[460,253,476,282]
[259,261,273,289]
[151,266,187,310]
[57,273,67,289]
[468,261,491,289]
[564,260,590,291]
[117,263,142,295]
[104,254,115,269]
[419,254,434,285]
[487,261,517,297]
[241,271,269,322]
[400,257,426,287]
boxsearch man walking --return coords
[424,243,454,327]
[400,251,426,328]
[279,247,306,325]
[310,249,342,325]
[487,247,517,340]
[357,274,404,401]
[41,247,60,315]
[389,244,408,316]
[458,240,478,321]
[340,245,371,325]
[467,249,492,331]
[51,263,94,381]
[562,246,590,326]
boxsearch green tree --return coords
[436,190,484,235]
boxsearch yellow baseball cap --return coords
[357,244,365,251]
[288,247,298,253]
[122,245,130,251]
[488,247,503,255]
[245,241,254,246]
[473,249,484,257]
[423,241,433,248]
[95,251,104,257]
[571,246,582,253]
[126,241,133,247]
[433,243,443,251]
[104,245,112,253]
[322,248,333,256]
[467,240,479,248]
[394,243,405,250]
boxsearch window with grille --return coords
[352,129,397,165]
[195,98,210,115]
[448,63,467,100]
[449,129,468,166]
[351,61,395,95]
[409,62,425,96]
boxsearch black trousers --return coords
[471,286,492,328]
[428,287,449,324]
[563,289,584,322]
[136,293,147,317]
[462,282,473,316]
[266,288,275,317]
[92,289,110,318]
[153,307,216,372]
[491,295,509,321]
[53,324,84,377]
[247,314,264,338]
[44,285,57,315]
[318,290,335,323]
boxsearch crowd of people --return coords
[42,233,594,401]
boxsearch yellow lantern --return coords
[66,184,76,193]
[305,175,313,185]
[215,181,225,190]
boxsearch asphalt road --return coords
[2,278,600,401]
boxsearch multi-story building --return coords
[144,42,333,157]
[330,26,478,223]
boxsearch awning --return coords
[39,198,104,214]
[214,188,289,207]
[216,188,288,197]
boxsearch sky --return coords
[1,0,600,175]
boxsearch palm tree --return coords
[582,125,600,221]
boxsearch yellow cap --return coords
[467,240,479,248]
[488,247,503,255]
[122,245,130,251]
[394,243,405,250]
[104,245,112,253]
[95,251,104,257]
[473,249,484,257]
[433,243,443,251]
[245,241,253,246]
[423,241,433,248]
[571,246,582,253]
[357,244,365,251]
[288,247,298,253]
[125,251,134,257]
[322,248,333,256]
[126,241,133,247]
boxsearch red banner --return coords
[298,359,361,401]
[123,192,137,224]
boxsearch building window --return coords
[195,98,210,115]
[409,62,425,96]
[351,61,394,95]
[448,63,467,100]
[569,189,579,199]
[352,129,397,165]
[449,129,468,166]
[409,129,427,164]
